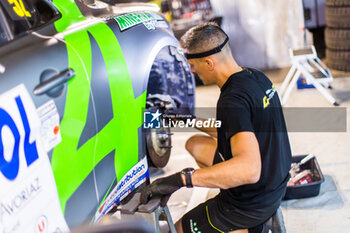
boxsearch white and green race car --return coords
[0,0,194,231]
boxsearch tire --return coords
[326,7,350,28]
[326,0,350,6]
[325,28,350,50]
[145,46,195,168]
[326,49,350,71]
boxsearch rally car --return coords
[0,0,194,231]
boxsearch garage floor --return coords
[150,67,350,233]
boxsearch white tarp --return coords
[211,0,311,69]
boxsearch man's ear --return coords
[204,57,215,71]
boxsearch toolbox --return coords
[283,154,325,200]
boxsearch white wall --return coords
[211,0,310,69]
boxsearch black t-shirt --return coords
[216,68,292,210]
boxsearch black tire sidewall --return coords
[326,7,350,28]
[326,0,350,6]
[325,28,350,50]
[326,49,350,71]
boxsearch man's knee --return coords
[175,219,184,233]
[185,134,216,154]
[185,134,202,154]
[185,134,217,167]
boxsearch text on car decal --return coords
[7,0,31,18]
[115,12,163,31]
[0,95,39,180]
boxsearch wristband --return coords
[181,167,195,188]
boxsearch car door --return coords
[0,0,99,228]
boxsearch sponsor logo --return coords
[143,110,161,129]
[263,84,276,108]
[95,157,149,219]
[0,177,41,223]
[115,164,146,193]
[98,202,106,213]
[190,219,201,233]
[0,96,39,180]
[115,12,164,31]
[35,215,48,233]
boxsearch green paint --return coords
[51,30,93,212]
[51,0,146,214]
[53,0,86,32]
[87,23,145,179]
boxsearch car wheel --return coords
[325,7,350,28]
[145,124,172,168]
[326,0,350,7]
[145,45,195,168]
[325,28,350,50]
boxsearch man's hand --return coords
[140,172,184,207]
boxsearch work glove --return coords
[140,172,184,207]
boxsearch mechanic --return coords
[140,22,292,233]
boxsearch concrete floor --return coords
[150,67,350,232]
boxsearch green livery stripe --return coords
[52,0,146,214]
[53,0,86,32]
[51,30,94,212]
[87,23,145,179]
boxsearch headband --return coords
[184,37,229,60]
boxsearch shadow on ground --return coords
[281,175,344,210]
[333,89,350,103]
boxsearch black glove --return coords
[140,172,184,207]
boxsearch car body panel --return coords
[0,0,195,228]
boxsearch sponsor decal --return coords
[36,100,61,152]
[5,0,32,19]
[0,84,69,233]
[0,95,39,180]
[94,157,149,222]
[0,177,41,223]
[35,215,48,233]
[1,220,20,233]
[115,12,165,31]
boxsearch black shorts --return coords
[181,150,280,233]
[181,194,277,233]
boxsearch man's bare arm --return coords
[188,131,261,189]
